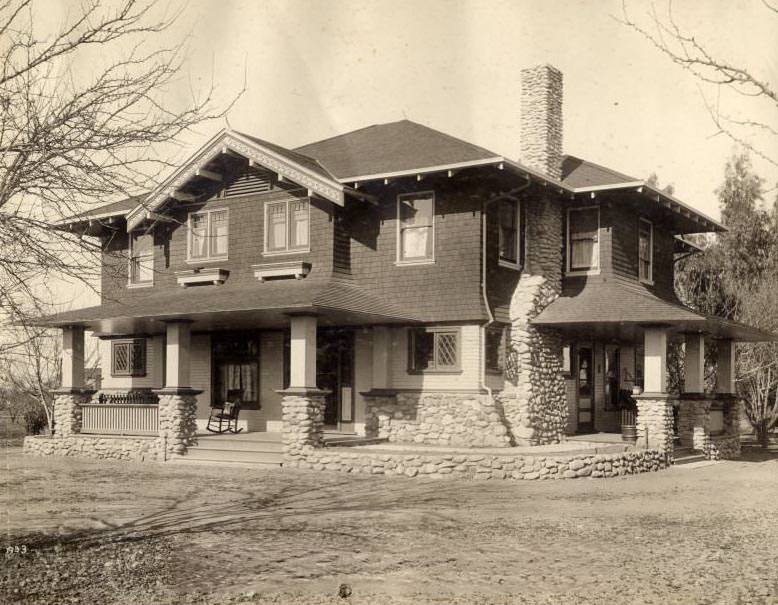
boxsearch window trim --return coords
[128,231,154,288]
[497,199,522,271]
[186,207,229,264]
[638,217,654,285]
[396,190,436,266]
[566,205,601,276]
[262,198,311,257]
[407,326,461,374]
[111,338,147,378]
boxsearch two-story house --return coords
[28,65,773,475]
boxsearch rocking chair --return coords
[206,390,244,434]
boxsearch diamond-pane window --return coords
[436,333,457,368]
[111,339,147,377]
[408,328,459,372]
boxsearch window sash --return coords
[129,233,153,284]
[111,339,146,377]
[398,193,434,261]
[639,221,652,281]
[409,328,459,372]
[498,201,519,264]
[568,208,599,271]
[266,199,310,253]
[189,210,228,260]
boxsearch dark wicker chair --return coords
[206,390,243,434]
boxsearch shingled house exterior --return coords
[25,65,773,477]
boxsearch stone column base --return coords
[52,389,95,437]
[155,388,200,459]
[635,393,675,455]
[678,394,711,451]
[279,388,328,467]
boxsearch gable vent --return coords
[222,167,274,198]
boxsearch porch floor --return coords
[567,432,627,445]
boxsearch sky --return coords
[48,0,778,310]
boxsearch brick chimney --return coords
[520,65,563,180]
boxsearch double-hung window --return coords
[188,209,229,262]
[397,192,434,263]
[111,338,146,377]
[265,198,310,254]
[567,206,600,273]
[129,232,154,285]
[638,218,653,283]
[408,327,460,372]
[498,200,521,267]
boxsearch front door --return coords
[577,345,594,433]
[316,328,355,431]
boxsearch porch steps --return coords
[673,447,709,466]
[174,433,283,467]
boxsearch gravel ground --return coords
[2,444,778,604]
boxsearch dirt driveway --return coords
[2,447,778,605]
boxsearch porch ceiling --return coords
[35,279,421,335]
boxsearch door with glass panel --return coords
[576,345,594,433]
[212,333,260,414]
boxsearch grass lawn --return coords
[2,445,778,605]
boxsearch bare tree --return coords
[618,1,778,169]
[0,0,239,324]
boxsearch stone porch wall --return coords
[290,447,669,480]
[24,435,159,461]
[363,392,511,448]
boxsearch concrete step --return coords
[182,447,283,465]
[171,457,282,469]
[197,432,282,443]
[324,437,388,447]
[674,449,708,465]
[193,439,283,453]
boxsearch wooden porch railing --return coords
[81,403,159,436]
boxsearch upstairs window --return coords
[498,200,521,267]
[567,206,600,273]
[129,232,154,285]
[397,192,434,263]
[111,338,146,377]
[408,327,459,372]
[188,208,228,262]
[638,218,653,283]
[265,198,310,254]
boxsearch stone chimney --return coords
[520,64,563,180]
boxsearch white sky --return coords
[49,0,778,310]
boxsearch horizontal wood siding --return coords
[99,336,164,390]
[388,323,482,390]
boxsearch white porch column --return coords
[61,326,85,389]
[715,339,736,395]
[164,321,192,389]
[371,326,391,390]
[643,326,668,394]
[683,333,705,394]
[289,315,318,389]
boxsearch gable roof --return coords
[295,120,503,181]
[125,129,347,231]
